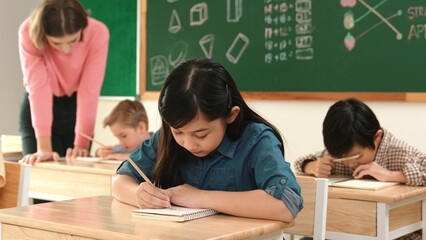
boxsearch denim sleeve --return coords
[251,129,304,218]
[116,130,159,183]
[264,176,304,218]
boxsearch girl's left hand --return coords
[353,162,390,181]
[167,184,204,208]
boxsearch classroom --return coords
[1,0,426,239]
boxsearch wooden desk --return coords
[0,195,293,240]
[29,160,120,201]
[1,134,23,161]
[326,185,426,239]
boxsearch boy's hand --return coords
[96,146,114,158]
[353,162,406,183]
[304,155,334,178]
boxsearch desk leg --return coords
[377,202,390,240]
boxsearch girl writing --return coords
[112,58,302,222]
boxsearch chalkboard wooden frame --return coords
[139,0,426,102]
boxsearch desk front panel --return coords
[327,198,422,237]
[327,198,377,236]
[3,224,95,240]
[389,201,421,231]
[29,167,113,200]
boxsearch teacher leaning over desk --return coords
[18,0,109,164]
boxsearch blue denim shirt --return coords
[116,122,303,218]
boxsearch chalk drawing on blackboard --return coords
[199,34,215,58]
[295,48,313,60]
[296,21,313,35]
[342,0,403,51]
[150,56,169,86]
[169,10,182,33]
[168,41,188,68]
[167,0,179,3]
[227,0,243,23]
[340,0,356,8]
[226,33,249,64]
[344,33,356,51]
[190,3,208,26]
[343,11,355,30]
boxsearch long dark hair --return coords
[323,98,381,157]
[154,58,284,188]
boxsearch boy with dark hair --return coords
[294,98,426,239]
[295,98,426,185]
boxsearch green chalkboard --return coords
[146,0,426,93]
[80,0,137,97]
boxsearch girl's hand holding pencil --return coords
[126,156,171,209]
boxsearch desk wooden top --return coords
[328,184,426,202]
[0,195,292,240]
[32,159,121,175]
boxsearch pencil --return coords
[126,156,155,187]
[79,132,107,147]
[333,154,361,162]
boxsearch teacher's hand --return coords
[65,146,89,160]
[20,151,60,165]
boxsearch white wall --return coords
[0,0,38,135]
[94,99,426,164]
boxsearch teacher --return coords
[18,0,109,164]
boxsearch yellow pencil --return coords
[126,156,155,187]
[333,154,361,162]
[79,132,107,147]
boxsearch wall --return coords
[0,0,38,135]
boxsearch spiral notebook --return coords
[132,206,218,222]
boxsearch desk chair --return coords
[285,175,329,240]
[0,161,31,208]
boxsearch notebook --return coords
[329,178,399,190]
[132,206,218,222]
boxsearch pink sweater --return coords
[18,17,109,148]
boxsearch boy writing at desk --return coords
[112,58,303,222]
[93,100,151,161]
[294,98,426,239]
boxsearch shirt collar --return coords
[215,133,238,159]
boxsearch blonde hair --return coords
[103,100,149,129]
[29,0,89,50]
